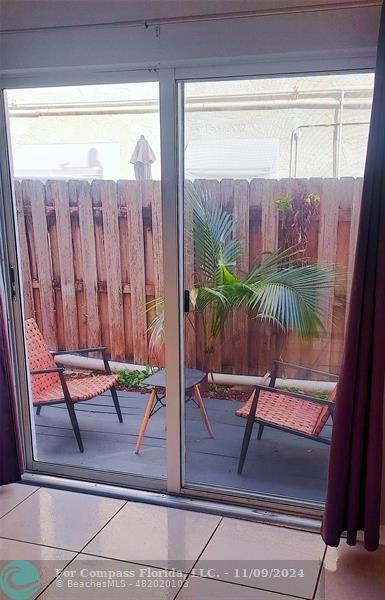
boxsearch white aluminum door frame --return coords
[1,62,373,515]
[0,68,184,494]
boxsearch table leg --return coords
[193,384,214,438]
[134,388,156,453]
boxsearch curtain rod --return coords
[1,1,382,35]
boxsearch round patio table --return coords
[134,367,214,453]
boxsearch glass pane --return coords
[6,82,167,482]
[182,73,374,503]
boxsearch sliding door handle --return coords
[184,289,190,313]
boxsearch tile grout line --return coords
[79,551,193,576]
[33,499,129,599]
[79,516,227,578]
[0,535,76,554]
[173,517,224,599]
[180,571,317,600]
[174,517,326,600]
[61,510,324,600]
[2,487,326,599]
[311,544,328,600]
[0,486,41,522]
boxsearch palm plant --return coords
[148,182,336,372]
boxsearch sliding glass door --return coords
[4,80,169,488]
[1,68,374,510]
[180,72,374,505]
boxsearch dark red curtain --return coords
[322,4,385,552]
[0,280,22,486]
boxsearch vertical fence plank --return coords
[316,178,340,371]
[24,190,41,324]
[23,180,57,349]
[283,178,313,370]
[70,180,101,350]
[261,179,279,253]
[196,179,222,373]
[71,193,87,349]
[219,179,235,372]
[150,180,165,366]
[95,181,125,360]
[15,181,34,319]
[47,181,79,350]
[346,178,363,316]
[92,184,109,352]
[259,179,281,373]
[248,179,263,374]
[117,183,133,360]
[118,181,148,364]
[46,186,64,349]
[332,179,353,371]
[150,181,164,301]
[233,180,249,374]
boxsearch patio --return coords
[33,389,331,503]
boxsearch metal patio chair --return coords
[236,360,338,474]
[25,318,123,453]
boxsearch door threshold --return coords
[22,472,322,535]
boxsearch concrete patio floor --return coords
[33,389,331,504]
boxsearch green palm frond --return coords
[147,297,164,356]
[148,185,340,367]
[185,181,241,285]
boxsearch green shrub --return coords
[116,366,155,389]
[277,385,330,400]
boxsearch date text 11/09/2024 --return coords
[191,567,306,579]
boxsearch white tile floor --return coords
[0,483,384,600]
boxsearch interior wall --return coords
[0,5,381,83]
[0,1,378,32]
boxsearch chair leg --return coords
[134,389,156,454]
[257,423,264,440]
[36,405,42,416]
[238,389,259,475]
[65,400,84,453]
[110,385,123,423]
[193,385,214,437]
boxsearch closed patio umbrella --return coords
[130,134,156,180]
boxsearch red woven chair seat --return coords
[32,374,118,405]
[235,390,331,436]
[25,318,118,405]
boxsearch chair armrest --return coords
[51,347,107,356]
[272,360,339,381]
[51,347,112,374]
[255,384,335,406]
[30,367,65,375]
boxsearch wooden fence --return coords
[15,177,363,377]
